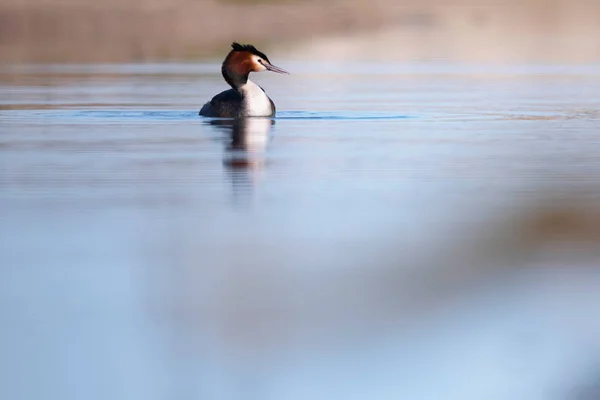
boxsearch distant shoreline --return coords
[1,0,599,63]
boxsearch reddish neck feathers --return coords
[222,51,253,89]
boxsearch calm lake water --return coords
[2,62,600,399]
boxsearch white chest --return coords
[239,80,274,117]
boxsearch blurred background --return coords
[2,0,600,63]
[2,1,600,400]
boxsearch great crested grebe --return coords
[199,42,289,118]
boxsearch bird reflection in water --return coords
[207,117,274,205]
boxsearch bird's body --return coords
[200,85,275,118]
[199,43,288,118]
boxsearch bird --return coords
[199,42,289,118]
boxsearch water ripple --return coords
[1,109,413,122]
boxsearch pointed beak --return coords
[264,62,289,74]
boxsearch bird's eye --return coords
[257,59,262,63]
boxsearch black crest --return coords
[231,42,270,62]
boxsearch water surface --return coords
[2,62,600,400]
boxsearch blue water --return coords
[2,62,600,400]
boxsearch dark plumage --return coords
[230,42,270,63]
[199,88,276,118]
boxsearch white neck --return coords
[238,79,273,117]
